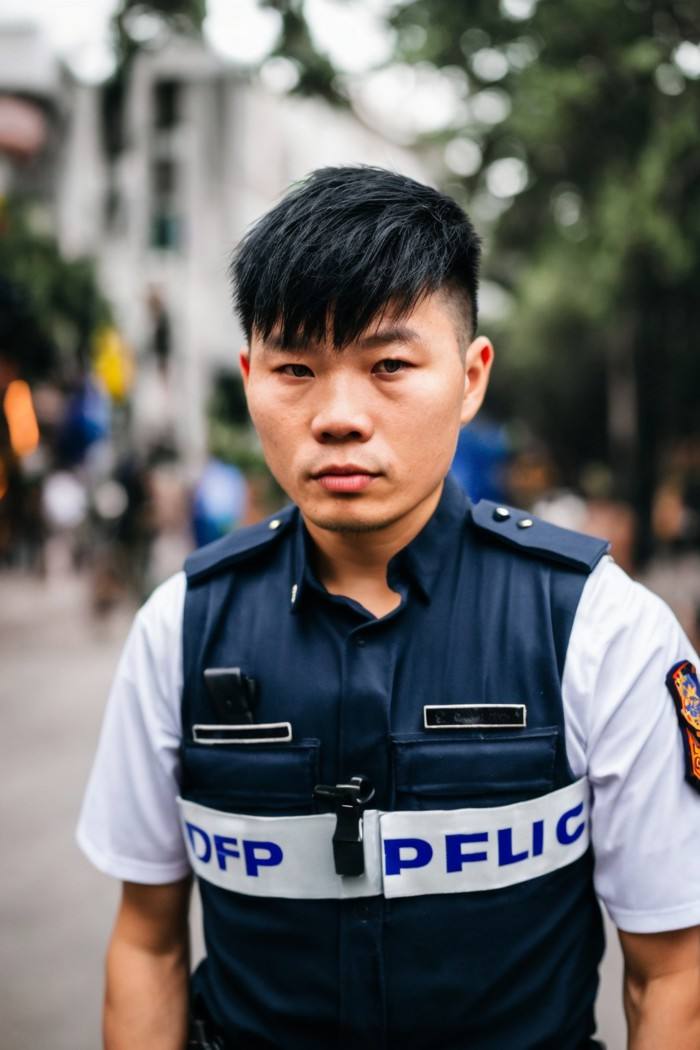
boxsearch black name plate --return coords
[424,705,527,729]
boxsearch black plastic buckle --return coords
[188,1015,225,1050]
[312,774,375,877]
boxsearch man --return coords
[78,166,700,1049]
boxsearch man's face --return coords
[240,290,493,533]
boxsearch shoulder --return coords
[574,555,680,642]
[567,556,690,686]
[137,570,187,633]
[120,571,187,684]
[469,499,610,573]
[184,505,297,584]
[563,555,695,768]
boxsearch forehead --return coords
[253,290,463,352]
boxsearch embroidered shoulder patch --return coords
[666,659,700,792]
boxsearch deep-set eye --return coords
[373,359,409,374]
[279,363,314,378]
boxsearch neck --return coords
[303,481,444,605]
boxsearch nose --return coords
[310,374,374,444]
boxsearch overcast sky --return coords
[0,0,395,83]
[0,0,463,142]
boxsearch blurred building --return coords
[0,24,64,206]
[0,25,426,471]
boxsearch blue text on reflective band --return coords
[497,828,529,866]
[186,822,212,863]
[243,840,284,877]
[214,834,240,871]
[556,803,585,846]
[532,819,544,856]
[384,803,588,876]
[185,823,284,876]
[384,838,434,876]
[445,833,489,871]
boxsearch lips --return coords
[312,465,379,494]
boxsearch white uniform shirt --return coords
[77,556,700,933]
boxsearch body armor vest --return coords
[181,480,609,1049]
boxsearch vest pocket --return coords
[391,728,559,810]
[181,739,320,816]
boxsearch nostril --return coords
[311,409,374,443]
[319,429,367,443]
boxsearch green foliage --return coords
[0,197,112,379]
[102,0,206,155]
[113,0,206,65]
[269,0,700,541]
[262,1,341,104]
[206,367,285,506]
[207,369,265,470]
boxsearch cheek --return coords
[388,381,464,482]
[393,374,464,447]
[246,388,283,456]
[246,392,269,436]
[246,384,304,479]
[247,382,283,434]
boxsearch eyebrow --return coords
[359,326,422,348]
[263,326,422,352]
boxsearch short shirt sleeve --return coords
[562,556,700,933]
[76,571,189,884]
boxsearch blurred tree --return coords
[102,0,207,155]
[0,277,54,384]
[266,1,342,104]
[0,200,112,557]
[206,368,285,508]
[0,197,111,381]
[266,0,700,558]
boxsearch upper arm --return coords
[619,926,700,985]
[112,878,192,954]
[77,572,191,885]
[563,559,700,933]
[104,879,192,1046]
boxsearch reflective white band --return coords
[381,778,589,898]
[178,801,383,899]
[177,778,590,900]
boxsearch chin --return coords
[303,499,404,535]
[312,517,388,535]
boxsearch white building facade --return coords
[50,34,428,469]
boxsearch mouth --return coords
[311,465,380,494]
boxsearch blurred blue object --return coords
[451,420,509,503]
[192,458,248,547]
[57,378,111,465]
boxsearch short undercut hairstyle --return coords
[230,165,481,351]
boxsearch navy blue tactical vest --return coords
[181,476,609,1050]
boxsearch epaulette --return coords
[185,504,296,583]
[470,499,610,573]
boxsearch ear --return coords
[460,336,494,426]
[239,347,250,389]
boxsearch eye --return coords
[278,363,314,378]
[372,358,410,375]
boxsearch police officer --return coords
[78,166,700,1050]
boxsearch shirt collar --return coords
[387,473,469,603]
[289,512,319,614]
[289,472,469,613]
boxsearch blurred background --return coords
[1,1,699,1047]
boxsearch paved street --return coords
[0,563,626,1050]
[0,566,129,1050]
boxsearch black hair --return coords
[230,165,481,350]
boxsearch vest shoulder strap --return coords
[470,499,610,573]
[185,505,296,583]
